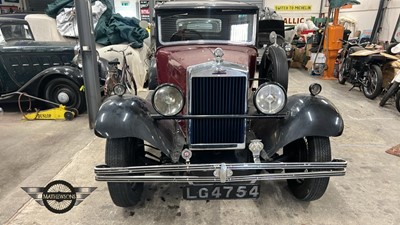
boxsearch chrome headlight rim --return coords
[254,82,287,115]
[152,83,185,116]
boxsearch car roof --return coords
[0,17,28,24]
[155,0,258,10]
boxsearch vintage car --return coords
[94,1,347,207]
[0,17,108,112]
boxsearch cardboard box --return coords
[293,47,305,63]
[290,61,304,69]
[305,44,313,57]
[305,60,313,70]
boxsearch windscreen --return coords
[158,9,257,45]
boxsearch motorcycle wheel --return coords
[338,58,350,85]
[105,137,144,207]
[363,65,383,100]
[396,91,400,112]
[379,82,400,107]
[283,137,331,201]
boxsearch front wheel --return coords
[363,65,383,100]
[44,78,86,113]
[106,137,144,207]
[338,58,350,84]
[283,137,331,201]
[396,91,400,113]
[379,82,399,107]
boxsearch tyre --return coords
[106,137,144,207]
[338,58,350,85]
[148,58,158,90]
[259,46,289,91]
[379,82,400,107]
[44,78,86,113]
[395,91,400,113]
[283,137,331,201]
[363,64,383,100]
[64,111,74,121]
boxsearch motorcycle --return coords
[379,43,400,112]
[337,40,391,99]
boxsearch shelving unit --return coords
[139,0,166,21]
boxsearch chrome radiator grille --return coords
[189,76,247,145]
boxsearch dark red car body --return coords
[156,45,257,94]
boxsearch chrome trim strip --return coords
[189,143,246,151]
[96,160,347,174]
[150,113,288,120]
[96,171,346,183]
[94,159,347,183]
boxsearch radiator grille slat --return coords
[190,76,246,144]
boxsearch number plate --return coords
[183,184,260,200]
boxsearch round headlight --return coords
[113,84,126,96]
[254,83,286,114]
[309,83,322,96]
[152,84,184,116]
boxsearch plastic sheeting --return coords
[46,0,149,48]
[56,1,107,37]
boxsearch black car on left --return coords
[0,17,107,112]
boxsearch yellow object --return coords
[275,5,312,11]
[23,105,76,121]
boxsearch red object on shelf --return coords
[141,8,150,15]
[300,30,315,35]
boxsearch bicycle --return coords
[104,43,138,96]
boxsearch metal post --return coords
[370,0,386,43]
[74,0,101,129]
[149,0,155,25]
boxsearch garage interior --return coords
[0,0,400,224]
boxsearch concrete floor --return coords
[1,68,400,225]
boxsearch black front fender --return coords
[21,66,83,96]
[251,94,344,155]
[94,95,185,162]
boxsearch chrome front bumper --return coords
[94,159,346,184]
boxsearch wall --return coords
[264,0,399,42]
[265,0,323,25]
[379,0,400,42]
